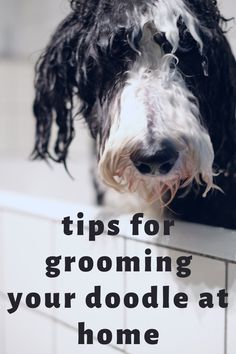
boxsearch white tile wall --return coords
[1,207,236,354]
[0,211,54,314]
[124,240,226,354]
[0,211,55,354]
[5,306,55,354]
[122,219,236,263]
[53,222,126,350]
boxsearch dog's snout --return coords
[132,141,179,176]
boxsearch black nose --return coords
[132,142,179,176]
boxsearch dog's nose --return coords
[132,142,179,176]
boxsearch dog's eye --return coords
[153,32,165,45]
[153,32,172,53]
[178,30,196,54]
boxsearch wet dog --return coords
[33,0,236,229]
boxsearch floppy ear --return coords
[33,0,145,164]
[33,8,100,164]
[33,12,77,163]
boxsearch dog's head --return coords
[34,0,227,204]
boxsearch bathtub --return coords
[1,152,236,354]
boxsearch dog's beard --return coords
[98,139,215,205]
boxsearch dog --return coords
[33,0,236,229]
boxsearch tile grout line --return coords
[50,221,58,354]
[224,262,229,354]
[123,238,128,354]
[119,235,236,265]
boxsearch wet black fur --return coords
[33,0,236,229]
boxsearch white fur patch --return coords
[131,0,204,53]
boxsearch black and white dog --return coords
[33,0,236,229]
